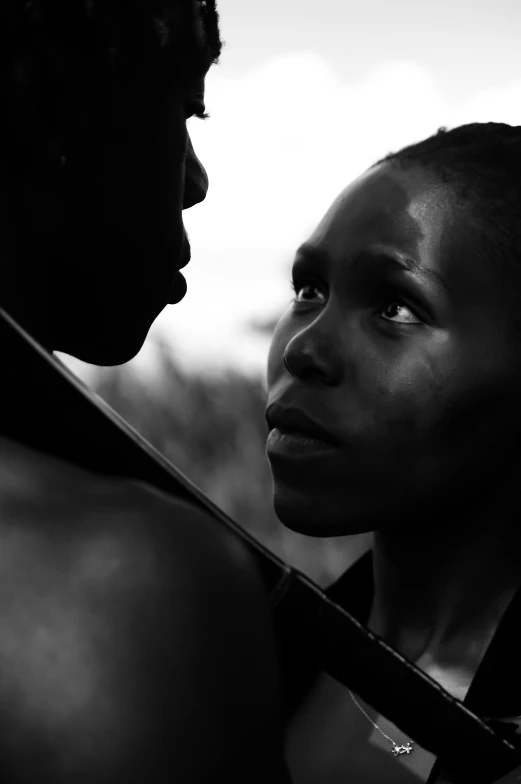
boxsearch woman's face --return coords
[266,163,521,536]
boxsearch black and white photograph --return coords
[1,1,521,782]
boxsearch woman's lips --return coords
[266,427,341,459]
[168,271,187,304]
[265,402,341,446]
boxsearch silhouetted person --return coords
[0,2,288,782]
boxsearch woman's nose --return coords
[283,328,342,386]
[183,135,209,210]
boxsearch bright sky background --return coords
[63,0,521,384]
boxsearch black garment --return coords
[294,549,521,783]
[326,550,521,721]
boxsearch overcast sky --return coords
[63,0,521,384]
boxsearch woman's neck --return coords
[367,510,521,669]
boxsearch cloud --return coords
[62,53,521,381]
[184,54,447,250]
[149,54,447,377]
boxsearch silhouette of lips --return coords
[168,271,187,304]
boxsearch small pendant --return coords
[391,742,414,756]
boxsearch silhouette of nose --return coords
[283,330,342,386]
[183,135,208,209]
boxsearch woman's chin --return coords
[273,492,377,538]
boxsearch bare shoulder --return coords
[0,438,289,783]
[0,434,271,612]
[0,434,256,570]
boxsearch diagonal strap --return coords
[273,571,521,783]
[1,308,520,784]
[0,307,289,598]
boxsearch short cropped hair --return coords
[0,1,222,167]
[0,1,222,71]
[377,123,521,301]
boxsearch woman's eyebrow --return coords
[293,243,330,270]
[293,243,449,294]
[370,248,450,294]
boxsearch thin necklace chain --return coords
[347,689,415,757]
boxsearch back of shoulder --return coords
[114,485,289,782]
[0,434,248,569]
[0,434,273,646]
[0,437,289,782]
[86,482,290,782]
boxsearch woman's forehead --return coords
[310,163,456,254]
[303,163,510,337]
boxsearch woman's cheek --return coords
[267,318,293,388]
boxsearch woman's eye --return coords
[185,103,210,120]
[380,301,421,325]
[291,279,326,303]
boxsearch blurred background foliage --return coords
[85,332,371,588]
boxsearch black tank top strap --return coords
[465,579,521,719]
[321,548,521,782]
[326,548,521,720]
